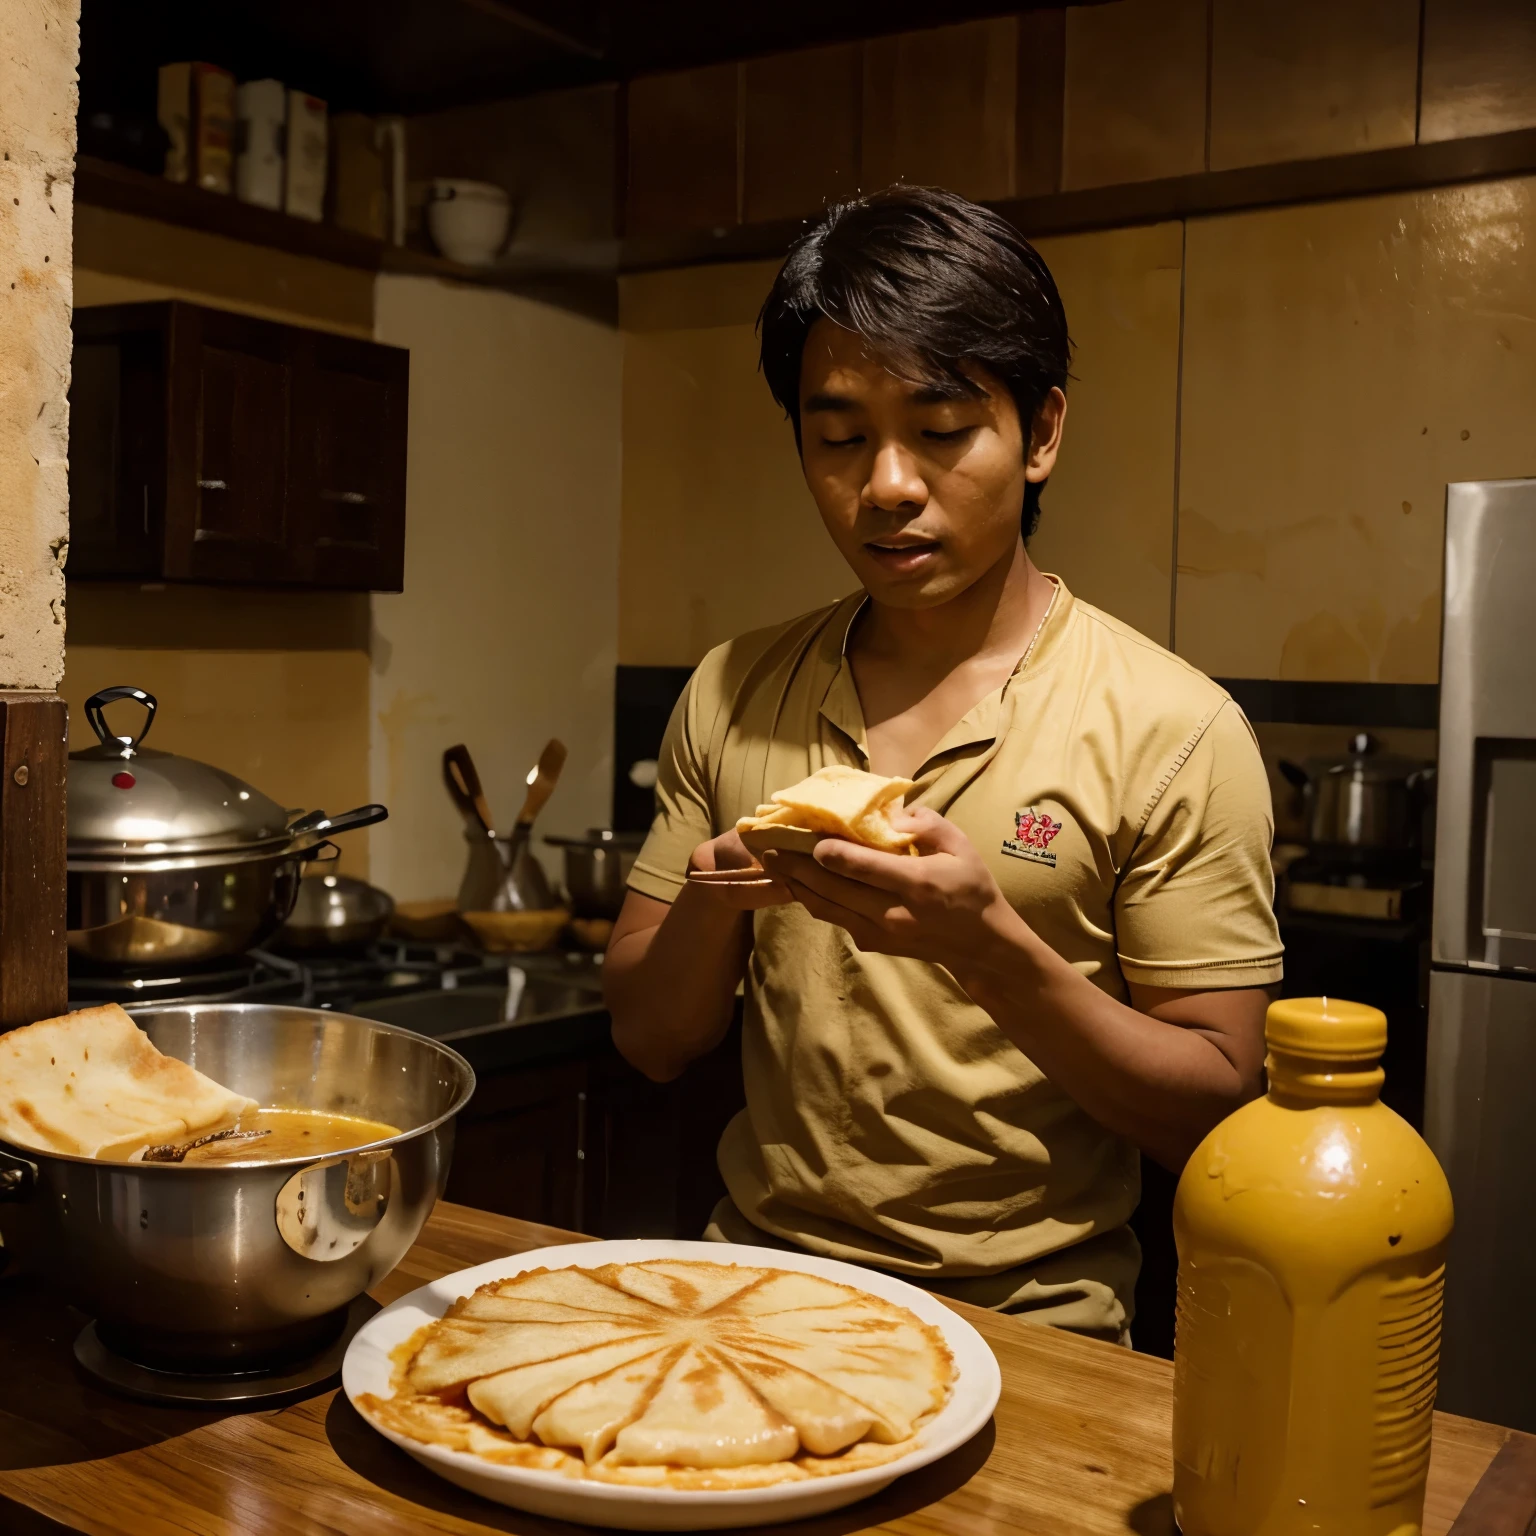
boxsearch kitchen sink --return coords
[351,971,605,1042]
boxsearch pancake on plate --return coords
[357,1258,956,1489]
[736,766,918,857]
[0,1003,255,1159]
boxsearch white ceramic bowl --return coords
[344,1238,1001,1532]
[426,179,511,266]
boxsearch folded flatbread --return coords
[737,765,918,854]
[358,1259,955,1487]
[0,1003,255,1159]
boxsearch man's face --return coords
[796,318,1064,609]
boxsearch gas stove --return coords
[68,941,605,1034]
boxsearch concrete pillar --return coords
[1,0,78,690]
[0,0,78,1024]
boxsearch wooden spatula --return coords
[443,744,500,841]
[512,738,568,830]
[501,738,567,879]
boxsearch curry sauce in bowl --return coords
[112,1107,404,1165]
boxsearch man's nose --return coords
[864,442,928,510]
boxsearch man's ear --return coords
[1025,387,1067,482]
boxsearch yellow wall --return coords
[371,275,622,903]
[1176,175,1536,682]
[619,174,1536,683]
[618,223,1187,664]
[70,244,376,874]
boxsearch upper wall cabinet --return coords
[69,302,409,591]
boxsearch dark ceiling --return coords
[81,0,1101,117]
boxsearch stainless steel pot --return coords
[68,686,388,966]
[0,1004,474,1370]
[1279,732,1434,857]
[545,829,645,919]
[276,874,395,953]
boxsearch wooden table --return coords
[0,1201,1528,1535]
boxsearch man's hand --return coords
[689,828,793,911]
[766,805,1266,1171]
[763,807,1018,967]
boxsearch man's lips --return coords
[864,538,941,573]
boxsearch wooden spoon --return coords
[502,738,568,875]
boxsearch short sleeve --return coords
[1114,700,1284,990]
[627,668,717,903]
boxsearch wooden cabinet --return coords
[444,1022,747,1240]
[69,301,408,590]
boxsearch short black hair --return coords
[758,184,1072,539]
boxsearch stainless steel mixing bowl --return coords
[0,1004,474,1371]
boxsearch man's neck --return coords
[853,540,1053,677]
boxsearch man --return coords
[604,186,1282,1341]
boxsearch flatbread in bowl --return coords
[344,1239,1000,1531]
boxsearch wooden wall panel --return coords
[1062,0,1209,190]
[1208,0,1419,171]
[626,65,739,238]
[1028,223,1185,646]
[1176,177,1536,682]
[0,694,67,1030]
[1015,9,1066,198]
[1420,0,1536,143]
[743,45,861,224]
[862,18,1018,200]
[618,262,850,667]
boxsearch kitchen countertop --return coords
[0,1200,1526,1535]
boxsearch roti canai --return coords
[0,1004,399,1162]
[357,1258,956,1489]
[0,1003,256,1159]
[736,766,918,855]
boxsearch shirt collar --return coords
[815,575,1076,767]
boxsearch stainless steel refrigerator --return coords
[1426,477,1536,1430]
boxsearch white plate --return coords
[343,1238,1001,1531]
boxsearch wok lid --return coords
[68,686,292,854]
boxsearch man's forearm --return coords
[605,887,754,1082]
[951,910,1261,1172]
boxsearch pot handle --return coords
[276,1151,392,1261]
[286,803,389,856]
[84,686,157,757]
[1277,759,1310,793]
[0,1147,38,1203]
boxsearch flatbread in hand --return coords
[0,1003,255,1159]
[737,765,918,854]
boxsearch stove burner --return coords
[67,939,598,1018]
[69,951,310,1012]
[73,1295,376,1406]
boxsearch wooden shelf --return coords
[74,156,617,323]
[618,125,1536,273]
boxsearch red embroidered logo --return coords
[1003,806,1064,866]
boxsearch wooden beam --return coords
[620,123,1536,272]
[0,694,68,1031]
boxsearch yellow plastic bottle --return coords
[1172,997,1454,1536]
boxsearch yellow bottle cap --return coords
[1265,996,1387,1063]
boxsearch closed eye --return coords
[820,434,865,448]
[922,427,973,443]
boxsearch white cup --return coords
[426,179,512,266]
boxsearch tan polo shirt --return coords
[629,577,1283,1334]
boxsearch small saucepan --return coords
[275,875,395,954]
[1278,732,1434,861]
[545,829,646,919]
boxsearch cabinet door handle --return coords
[321,490,371,505]
[197,478,228,490]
